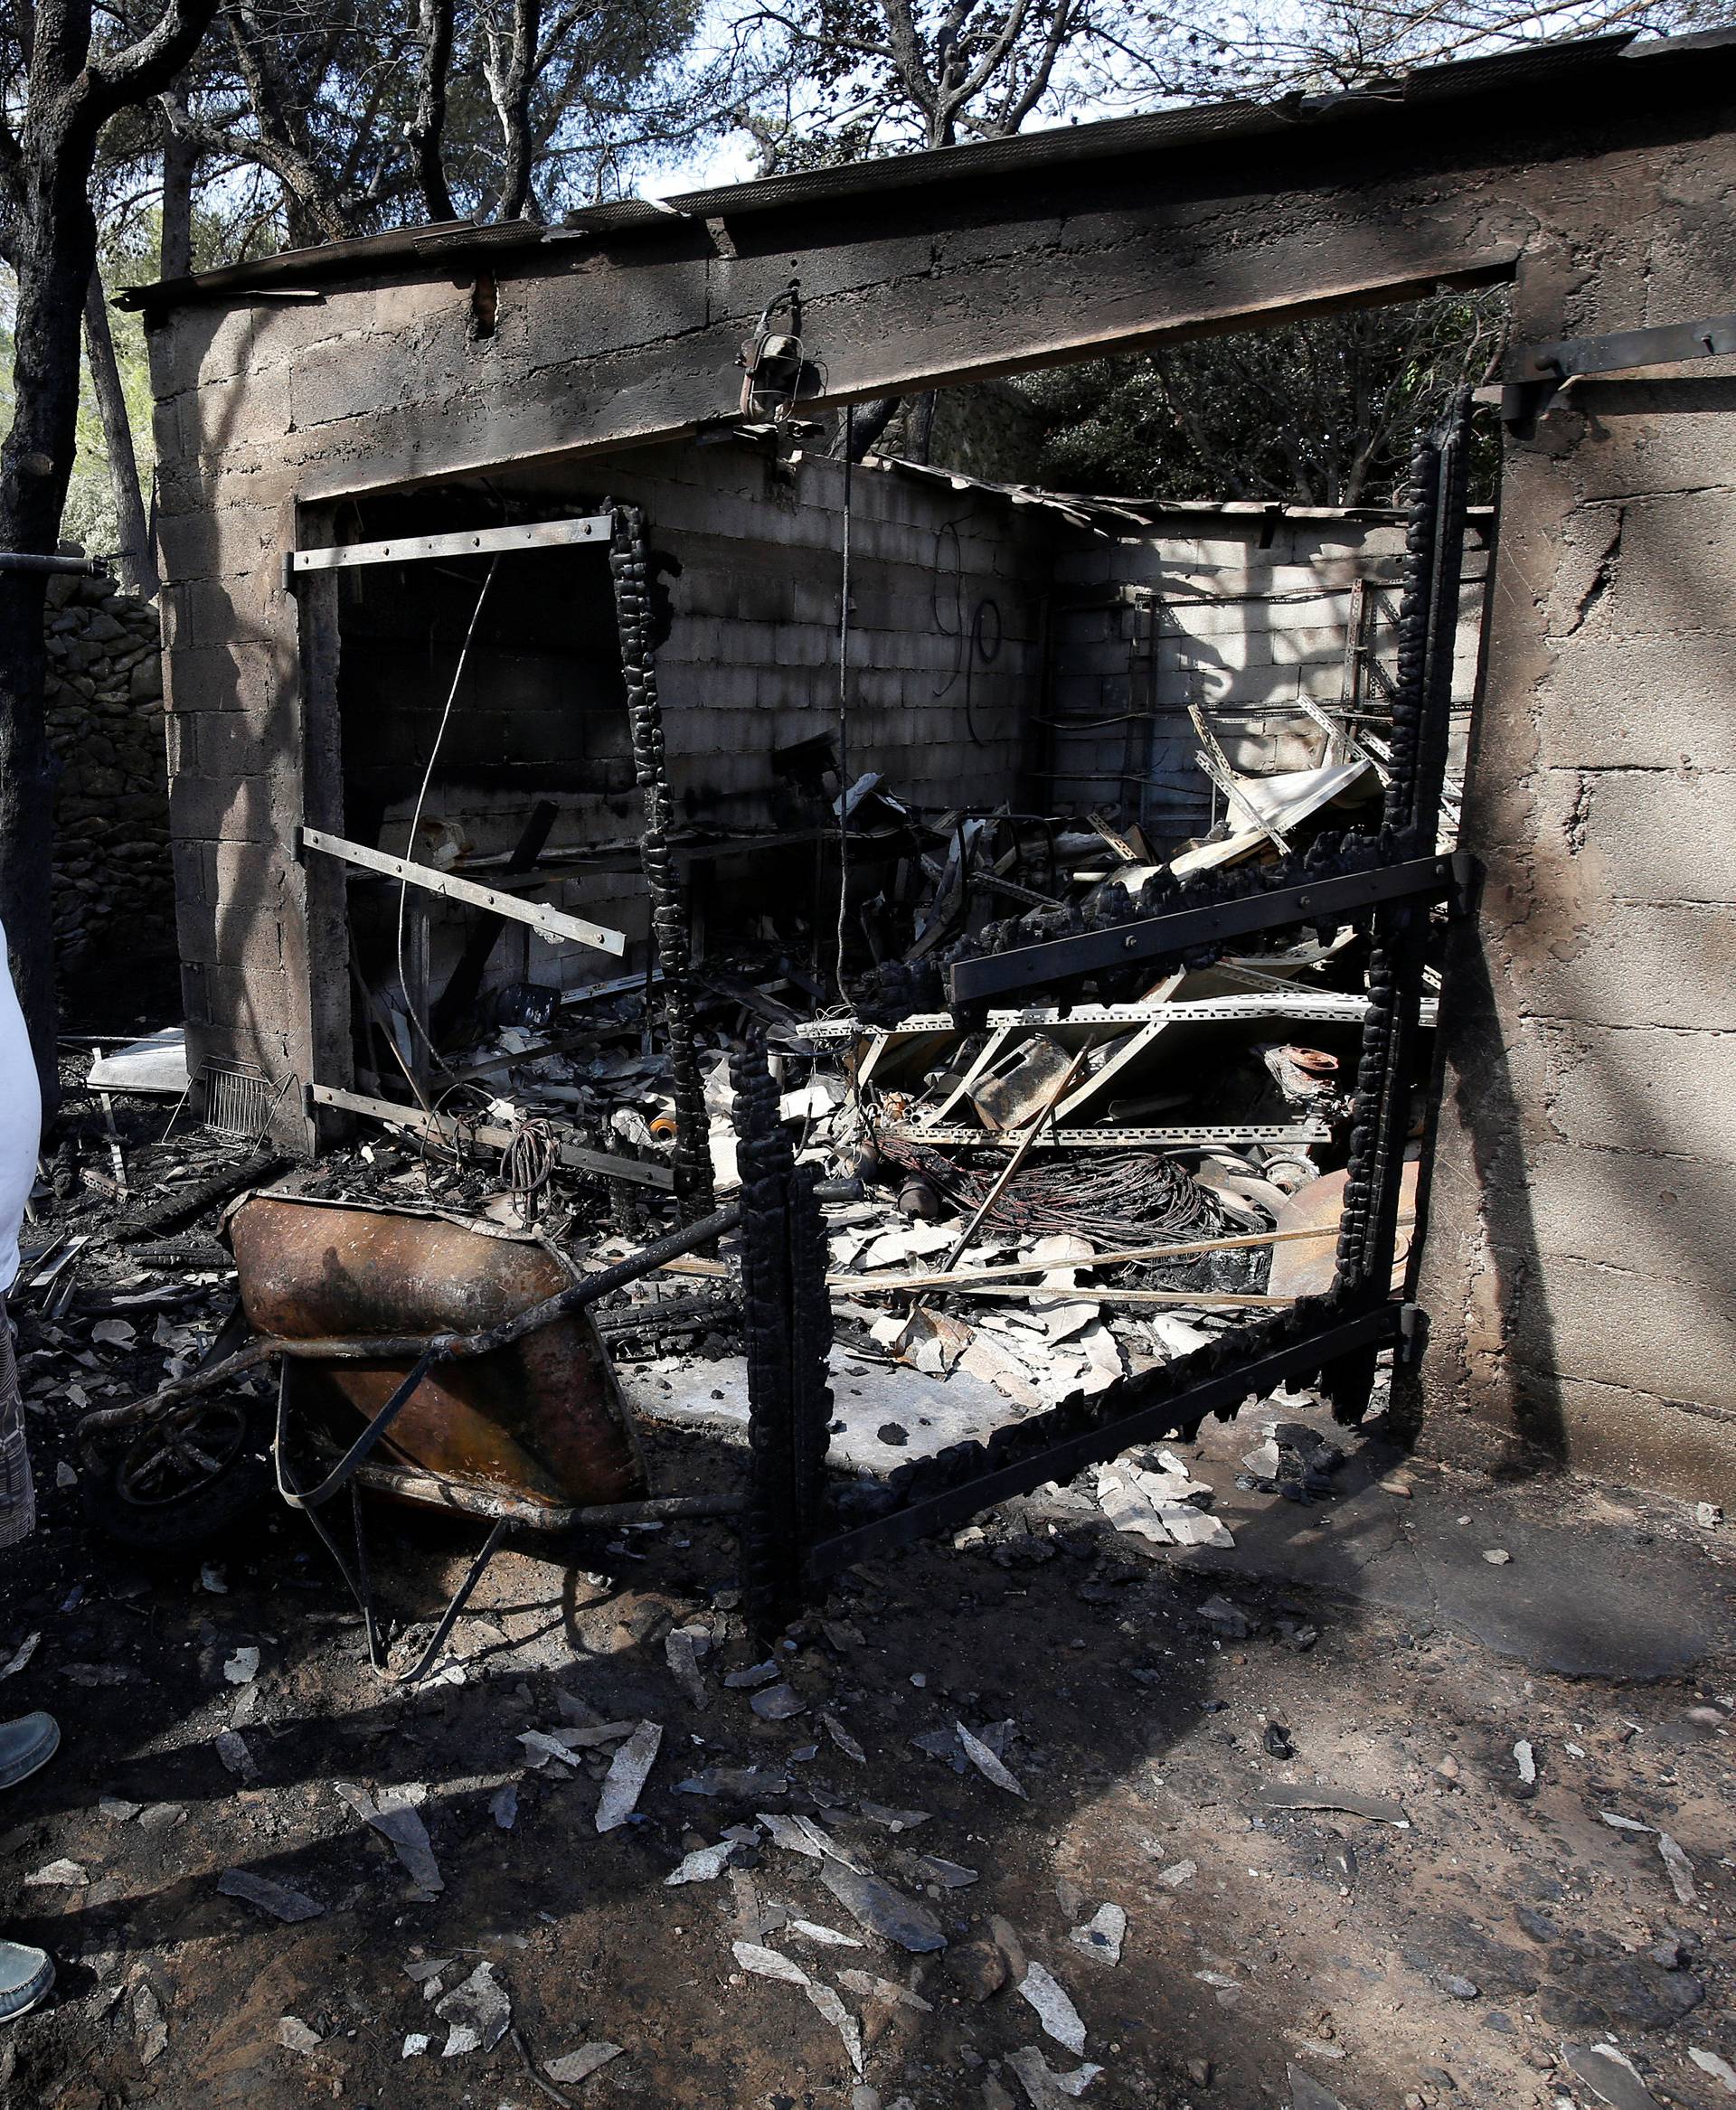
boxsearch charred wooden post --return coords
[731,1034,834,1635]
[609,503,714,1223]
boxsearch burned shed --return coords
[127,26,1736,1506]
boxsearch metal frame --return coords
[300,825,626,956]
[756,399,1478,1606]
[798,993,1440,1040]
[308,1079,675,1190]
[285,514,613,577]
[1499,308,1736,421]
[948,852,1470,1004]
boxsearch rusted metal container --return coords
[229,1193,647,1513]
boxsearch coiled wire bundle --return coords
[878,1139,1222,1249]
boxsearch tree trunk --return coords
[844,396,901,461]
[160,118,195,278]
[0,159,103,1108]
[494,0,542,221]
[83,268,159,598]
[410,0,458,221]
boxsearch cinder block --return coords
[1536,632,1736,770]
[1571,766,1736,907]
[168,772,284,843]
[1542,1019,1736,1164]
[1507,1250,1736,1406]
[1599,486,1736,642]
[1508,900,1736,1031]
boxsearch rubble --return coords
[1018,1961,1087,2053]
[545,2042,626,2086]
[595,1719,663,1832]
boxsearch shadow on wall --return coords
[1425,372,1736,1487]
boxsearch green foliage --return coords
[1018,290,1508,505]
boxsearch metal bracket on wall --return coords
[299,825,627,957]
[281,513,614,587]
[1493,310,1736,423]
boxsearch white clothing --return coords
[0,918,42,1294]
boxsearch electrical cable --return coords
[395,556,500,1067]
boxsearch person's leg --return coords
[0,1295,55,2019]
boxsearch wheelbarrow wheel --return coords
[83,1391,275,1550]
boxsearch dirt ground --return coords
[0,1373,1731,2110]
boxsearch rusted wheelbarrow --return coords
[76,1191,752,1679]
[77,1047,838,1657]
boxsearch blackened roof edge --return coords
[117,28,1732,316]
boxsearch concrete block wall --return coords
[139,39,1736,1500]
[335,438,1062,1003]
[1417,366,1736,1501]
[1045,510,1486,839]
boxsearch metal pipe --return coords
[0,551,113,578]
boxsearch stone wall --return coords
[43,574,173,1009]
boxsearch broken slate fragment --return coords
[545,2043,626,2086]
[1656,1831,1697,1906]
[1196,1595,1253,1640]
[491,1783,518,1832]
[333,1780,443,1893]
[1689,2048,1736,2096]
[1068,1904,1126,1966]
[217,1869,325,1923]
[665,1842,734,1885]
[1561,2040,1664,2110]
[519,1729,582,1770]
[733,1941,810,1986]
[596,1719,662,1833]
[0,1632,40,1680]
[958,1719,1026,1797]
[132,1981,168,2065]
[665,1628,710,1710]
[1005,2044,1103,2105]
[213,1729,258,1781]
[434,1960,511,2054]
[750,1681,807,1721]
[823,1711,867,1763]
[788,1918,863,1949]
[819,1858,948,1952]
[24,1859,87,1886]
[223,1645,259,1684]
[838,1967,932,2012]
[1286,2065,1349,2110]
[1019,1960,1086,2053]
[910,1853,978,1889]
[724,1660,780,1690]
[858,1801,929,1832]
[676,1764,788,1799]
[804,1977,865,2077]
